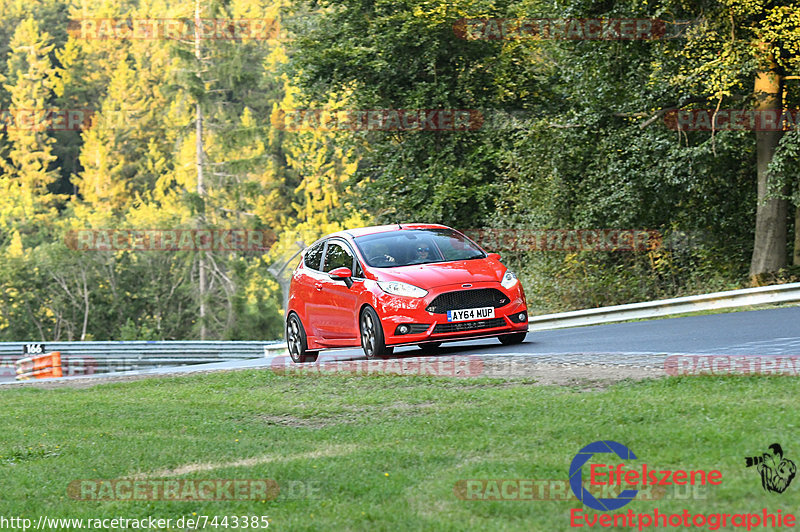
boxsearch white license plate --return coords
[446,307,495,322]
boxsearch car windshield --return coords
[354,228,485,268]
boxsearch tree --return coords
[289,0,514,228]
[656,0,800,279]
[0,17,62,231]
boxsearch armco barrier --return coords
[0,341,284,379]
[527,282,800,331]
[15,351,62,380]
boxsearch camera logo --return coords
[745,443,797,494]
[569,440,639,511]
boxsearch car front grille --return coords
[426,289,509,314]
[433,318,506,334]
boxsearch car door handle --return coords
[315,283,323,291]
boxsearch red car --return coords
[285,224,529,362]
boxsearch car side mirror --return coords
[488,252,501,261]
[329,267,353,288]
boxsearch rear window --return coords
[303,241,325,270]
[354,229,485,268]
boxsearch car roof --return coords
[303,224,455,254]
[334,223,452,239]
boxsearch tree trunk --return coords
[749,47,787,281]
[794,206,800,266]
[80,267,89,341]
[195,0,207,339]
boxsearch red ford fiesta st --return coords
[285,224,529,363]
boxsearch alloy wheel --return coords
[361,311,376,358]
[287,317,303,362]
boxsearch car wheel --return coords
[498,332,526,345]
[360,307,393,359]
[286,314,319,363]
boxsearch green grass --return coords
[1,372,800,531]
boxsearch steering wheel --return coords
[369,254,395,265]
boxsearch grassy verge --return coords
[1,372,800,530]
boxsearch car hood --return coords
[370,259,506,289]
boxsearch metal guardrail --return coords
[527,281,800,331]
[0,341,285,379]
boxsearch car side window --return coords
[323,241,354,273]
[352,258,364,278]
[304,241,325,271]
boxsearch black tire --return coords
[360,307,393,359]
[498,332,527,345]
[286,314,319,363]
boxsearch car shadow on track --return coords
[319,336,532,363]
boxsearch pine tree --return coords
[0,17,61,230]
[74,60,147,213]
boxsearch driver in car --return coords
[412,245,431,263]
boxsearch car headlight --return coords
[377,281,428,298]
[501,270,518,290]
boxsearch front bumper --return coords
[374,281,529,347]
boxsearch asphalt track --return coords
[3,305,798,385]
[432,305,800,359]
[271,304,800,369]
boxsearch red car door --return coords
[294,240,326,340]
[318,239,361,343]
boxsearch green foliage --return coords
[224,259,284,341]
[1,0,799,337]
[0,1,303,340]
[287,0,798,307]
[289,0,526,227]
